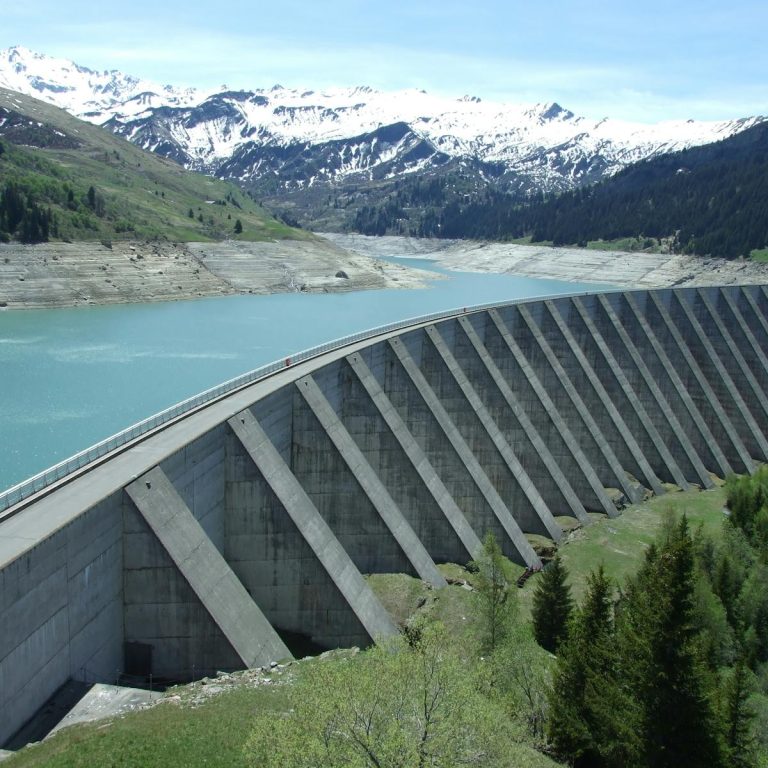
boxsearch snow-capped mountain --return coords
[0,46,210,118]
[0,45,763,205]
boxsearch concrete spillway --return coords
[2,284,768,745]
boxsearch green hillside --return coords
[349,121,768,260]
[0,88,307,243]
[8,485,766,768]
[517,121,768,259]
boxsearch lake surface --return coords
[0,256,609,493]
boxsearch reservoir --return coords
[0,256,608,493]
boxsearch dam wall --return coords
[1,284,767,746]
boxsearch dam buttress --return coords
[1,285,767,745]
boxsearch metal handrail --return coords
[0,288,605,513]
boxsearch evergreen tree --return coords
[722,657,756,768]
[471,532,514,653]
[620,516,726,768]
[548,566,640,767]
[532,556,573,653]
[2,183,25,232]
[234,218,243,234]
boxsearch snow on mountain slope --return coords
[0,46,208,116]
[0,45,763,195]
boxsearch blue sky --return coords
[3,0,767,122]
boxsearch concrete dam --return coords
[2,284,768,745]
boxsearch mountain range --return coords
[0,86,301,244]
[0,45,765,231]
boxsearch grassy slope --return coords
[4,487,727,768]
[5,684,291,768]
[0,87,309,243]
[370,487,727,624]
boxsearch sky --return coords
[2,0,767,123]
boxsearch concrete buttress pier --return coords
[2,284,768,746]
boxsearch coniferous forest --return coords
[351,121,768,259]
[538,470,768,768]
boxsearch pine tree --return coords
[723,657,756,768]
[471,532,514,652]
[548,566,640,768]
[532,555,573,653]
[234,218,243,234]
[620,516,726,768]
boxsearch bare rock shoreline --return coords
[0,237,438,310]
[322,233,768,289]
[3,233,768,311]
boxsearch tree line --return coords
[349,121,768,259]
[533,469,768,767]
[0,181,57,243]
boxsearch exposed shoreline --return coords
[0,237,439,310]
[2,233,768,311]
[321,233,768,289]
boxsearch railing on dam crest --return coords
[0,289,603,515]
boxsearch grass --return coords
[586,236,661,253]
[5,683,290,768]
[0,87,311,244]
[750,247,768,262]
[370,488,729,628]
[366,573,433,628]
[533,486,727,605]
[4,487,730,767]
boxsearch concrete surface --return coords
[49,684,162,736]
[2,284,768,748]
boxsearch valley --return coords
[2,46,768,308]
[1,46,763,241]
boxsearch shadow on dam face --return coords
[2,284,768,748]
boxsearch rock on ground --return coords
[322,233,768,289]
[0,237,437,310]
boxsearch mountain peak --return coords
[539,102,575,121]
[0,46,211,118]
[0,46,761,204]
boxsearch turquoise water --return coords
[0,256,608,492]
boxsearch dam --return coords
[2,284,768,745]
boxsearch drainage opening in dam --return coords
[276,629,333,659]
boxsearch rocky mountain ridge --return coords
[1,45,764,227]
